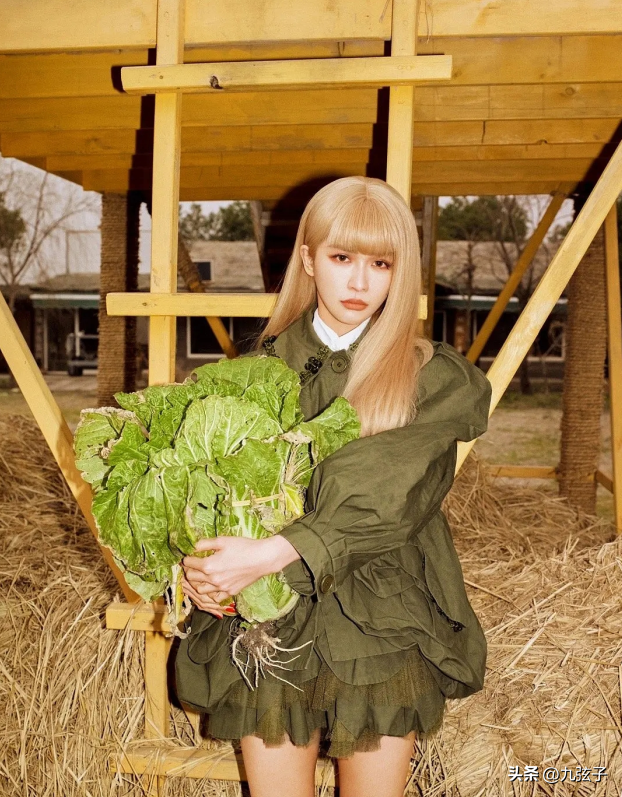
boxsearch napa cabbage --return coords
[73,355,360,628]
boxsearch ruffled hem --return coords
[201,646,445,758]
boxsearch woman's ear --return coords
[300,244,314,276]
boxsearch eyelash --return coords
[331,254,392,269]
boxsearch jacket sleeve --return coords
[280,343,492,600]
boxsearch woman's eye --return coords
[333,254,349,262]
[375,260,392,269]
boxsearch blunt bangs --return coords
[324,195,401,260]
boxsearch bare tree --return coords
[0,158,99,312]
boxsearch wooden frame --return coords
[120,55,452,93]
[1,0,622,788]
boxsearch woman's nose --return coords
[348,264,368,290]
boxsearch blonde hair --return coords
[254,176,433,437]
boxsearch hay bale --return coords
[1,413,620,796]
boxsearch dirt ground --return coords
[0,373,615,524]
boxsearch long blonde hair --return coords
[254,176,433,437]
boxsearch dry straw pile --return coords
[1,413,620,796]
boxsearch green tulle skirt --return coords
[202,644,446,759]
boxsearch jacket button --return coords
[331,355,348,373]
[319,574,335,594]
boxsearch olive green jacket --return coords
[183,303,492,700]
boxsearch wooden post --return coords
[421,196,438,339]
[605,203,622,532]
[456,140,622,473]
[467,191,566,363]
[0,293,138,602]
[144,0,185,749]
[385,0,419,200]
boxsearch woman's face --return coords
[300,240,393,336]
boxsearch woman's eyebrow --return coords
[326,246,392,259]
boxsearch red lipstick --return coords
[341,299,368,309]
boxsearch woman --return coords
[175,176,492,797]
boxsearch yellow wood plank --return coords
[417,35,622,87]
[0,0,389,52]
[411,143,610,162]
[455,140,622,474]
[5,37,622,101]
[144,632,173,741]
[142,0,186,750]
[595,469,614,493]
[184,182,573,201]
[604,204,622,530]
[0,124,375,157]
[486,465,560,480]
[40,143,620,174]
[81,162,368,191]
[6,120,621,161]
[467,192,567,362]
[6,82,622,135]
[0,43,383,99]
[80,158,601,194]
[121,55,451,94]
[116,742,336,785]
[4,1,622,53]
[106,601,171,633]
[410,83,622,122]
[106,292,428,319]
[412,118,622,148]
[45,148,373,171]
[384,0,419,201]
[0,293,138,602]
[421,196,438,339]
[0,90,381,133]
[148,0,184,387]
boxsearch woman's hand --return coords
[181,577,230,618]
[182,535,301,618]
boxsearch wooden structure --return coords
[1,0,622,789]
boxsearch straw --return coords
[1,412,620,796]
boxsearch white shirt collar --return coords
[312,308,371,351]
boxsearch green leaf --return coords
[73,355,360,622]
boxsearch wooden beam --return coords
[596,469,614,494]
[45,148,373,171]
[142,0,186,748]
[0,43,381,99]
[106,292,429,319]
[5,119,622,161]
[6,83,622,137]
[79,159,603,193]
[421,196,438,339]
[412,119,622,148]
[455,140,622,473]
[385,0,418,201]
[486,465,560,480]
[467,192,567,362]
[0,293,138,602]
[0,90,379,132]
[37,143,622,172]
[121,55,451,94]
[4,1,622,53]
[175,182,574,201]
[115,741,336,786]
[604,204,622,530]
[106,601,171,633]
[410,83,622,122]
[5,37,622,101]
[417,35,622,87]
[0,124,375,158]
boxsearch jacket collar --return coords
[302,299,374,353]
